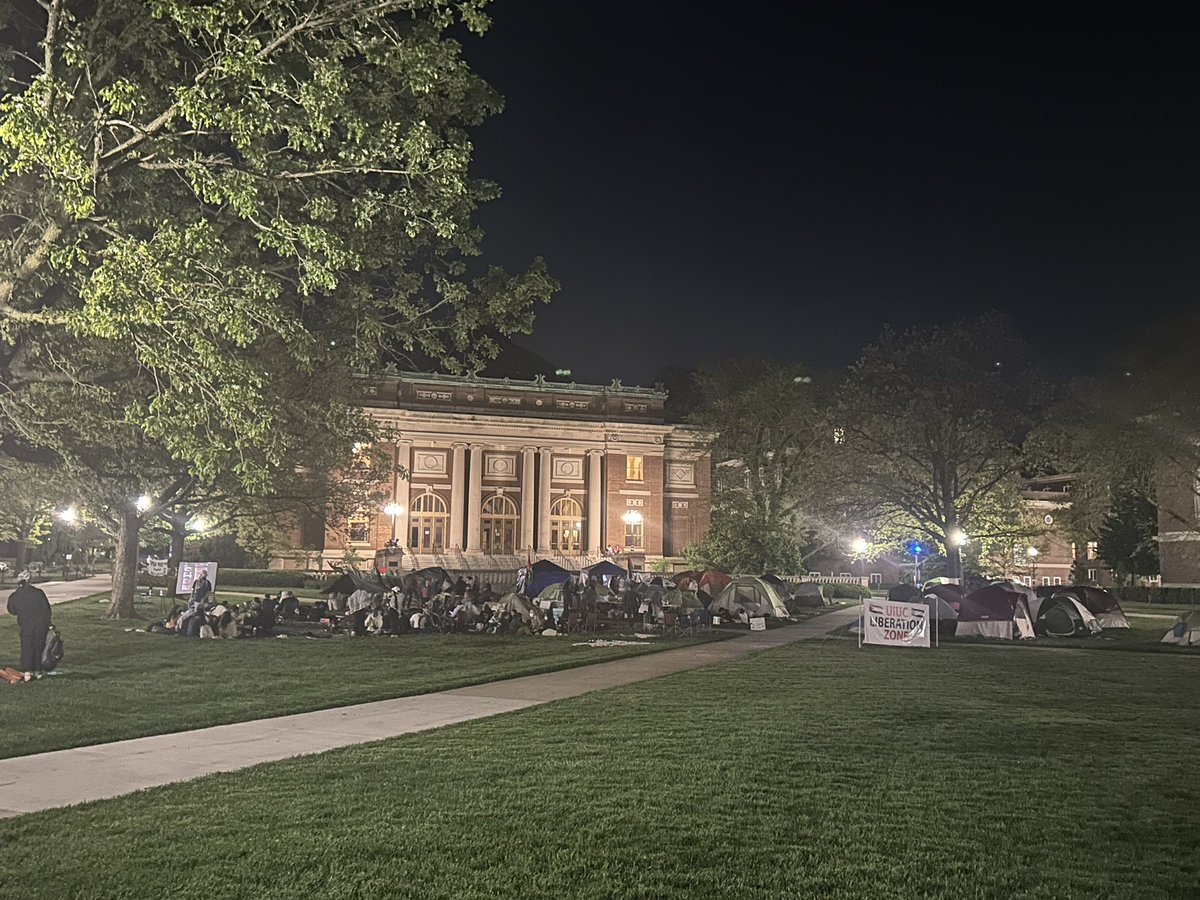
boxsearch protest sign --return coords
[862,599,929,648]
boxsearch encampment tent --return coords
[789,582,826,608]
[957,585,1035,640]
[674,570,732,595]
[1054,586,1130,629]
[527,559,573,598]
[887,584,922,603]
[710,576,791,619]
[1033,594,1101,637]
[497,592,543,628]
[581,560,628,582]
[662,588,706,610]
[921,584,963,620]
[412,566,452,591]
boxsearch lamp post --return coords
[851,536,869,584]
[1027,546,1039,585]
[384,502,404,544]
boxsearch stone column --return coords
[521,447,536,552]
[587,449,604,554]
[394,440,412,547]
[449,443,466,550]
[466,444,483,552]
[536,447,552,554]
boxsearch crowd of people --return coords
[147,568,708,641]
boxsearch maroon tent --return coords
[675,569,732,594]
[957,585,1034,639]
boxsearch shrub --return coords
[822,582,872,600]
[1111,586,1200,607]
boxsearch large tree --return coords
[1,1,555,613]
[0,461,62,568]
[825,314,1045,583]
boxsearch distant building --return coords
[271,372,712,573]
[1155,458,1200,587]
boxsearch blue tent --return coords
[581,560,627,582]
[528,559,573,597]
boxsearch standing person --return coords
[188,570,212,613]
[6,572,52,682]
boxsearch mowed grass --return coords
[3,640,1198,899]
[0,595,711,759]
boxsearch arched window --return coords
[550,496,583,554]
[409,492,448,553]
[481,493,518,555]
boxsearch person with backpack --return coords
[6,572,52,682]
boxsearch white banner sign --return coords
[862,599,929,648]
[175,561,219,596]
[146,556,169,577]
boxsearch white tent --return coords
[957,585,1035,640]
[710,576,791,619]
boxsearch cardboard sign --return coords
[146,556,169,577]
[175,561,219,597]
[750,617,767,631]
[862,599,929,648]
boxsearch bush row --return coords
[817,582,872,600]
[1111,586,1200,607]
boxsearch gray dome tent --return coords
[1032,594,1101,638]
[710,576,791,620]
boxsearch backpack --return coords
[42,625,64,671]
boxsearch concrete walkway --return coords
[0,575,112,611]
[0,606,858,818]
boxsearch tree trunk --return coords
[14,539,27,570]
[169,517,187,572]
[945,542,963,585]
[106,509,142,619]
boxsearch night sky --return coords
[464,4,1198,386]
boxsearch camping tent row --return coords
[708,576,792,620]
[886,582,1129,640]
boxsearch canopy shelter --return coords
[674,570,732,595]
[1033,594,1101,638]
[957,585,1035,640]
[528,559,573,598]
[710,576,791,620]
[581,560,628,582]
[921,584,964,620]
[789,582,826,609]
[320,569,389,596]
[1054,586,1130,629]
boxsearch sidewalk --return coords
[0,606,858,817]
[0,575,112,611]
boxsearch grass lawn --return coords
[0,595,717,759]
[3,640,1198,899]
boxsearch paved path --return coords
[0,575,112,612]
[0,607,858,818]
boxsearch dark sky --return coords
[464,3,1198,386]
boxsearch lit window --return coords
[623,510,644,549]
[1041,576,1050,586]
[1087,568,1097,581]
[1086,541,1098,560]
[348,518,370,545]
[550,496,583,553]
[626,455,643,482]
[409,492,448,552]
[1053,577,1062,585]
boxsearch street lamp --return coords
[58,506,77,524]
[384,502,404,544]
[851,537,869,584]
[136,495,152,513]
[1026,546,1039,583]
[950,529,968,547]
[189,517,208,533]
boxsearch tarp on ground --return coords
[1033,594,1101,638]
[412,566,452,590]
[1054,586,1130,629]
[957,585,1035,640]
[528,559,573,598]
[581,560,628,582]
[320,569,388,595]
[674,570,732,594]
[710,576,791,619]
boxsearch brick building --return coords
[1156,459,1200,587]
[272,373,712,572]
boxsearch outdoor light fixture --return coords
[622,510,643,524]
[58,506,77,524]
[950,529,969,547]
[851,537,869,554]
[1026,546,1039,557]
[383,502,403,517]
[189,517,208,533]
[136,495,152,513]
